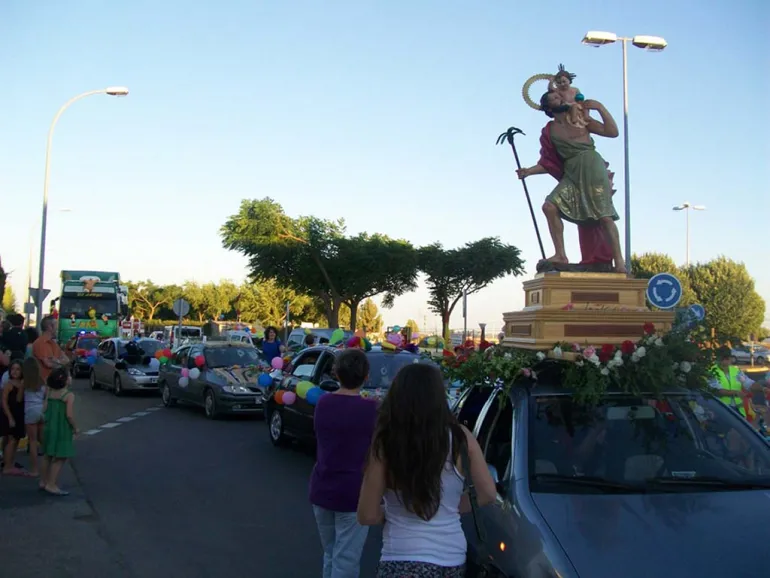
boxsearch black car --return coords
[265,345,438,447]
[160,341,269,419]
[65,332,103,377]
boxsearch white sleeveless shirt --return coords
[380,433,466,567]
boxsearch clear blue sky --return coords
[2,0,768,333]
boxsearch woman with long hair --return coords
[261,326,284,364]
[23,357,46,477]
[358,364,496,577]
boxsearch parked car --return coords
[265,345,442,447]
[285,328,353,351]
[452,378,770,577]
[89,338,165,395]
[159,342,269,419]
[732,345,769,365]
[64,331,102,377]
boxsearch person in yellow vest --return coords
[709,346,757,423]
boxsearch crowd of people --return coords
[0,313,78,495]
[309,348,496,578]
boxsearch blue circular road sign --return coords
[688,303,705,321]
[646,273,683,310]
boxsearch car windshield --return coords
[136,340,163,357]
[529,393,770,494]
[60,297,118,317]
[75,337,100,351]
[363,354,438,389]
[204,346,264,368]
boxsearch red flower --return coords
[620,340,636,355]
[643,322,656,335]
[598,343,615,363]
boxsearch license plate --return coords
[255,397,260,405]
[150,378,158,384]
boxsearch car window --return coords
[172,347,190,367]
[136,339,163,358]
[363,354,438,390]
[456,387,496,432]
[529,393,770,494]
[77,337,101,351]
[291,351,321,379]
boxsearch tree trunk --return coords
[347,300,361,331]
[442,312,451,344]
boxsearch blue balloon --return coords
[257,373,272,387]
[86,355,97,366]
[306,386,323,406]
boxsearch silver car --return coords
[90,338,164,395]
[732,346,769,365]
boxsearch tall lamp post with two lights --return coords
[35,87,129,326]
[672,202,706,267]
[582,31,667,273]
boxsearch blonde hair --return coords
[22,357,43,392]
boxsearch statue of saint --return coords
[519,72,625,273]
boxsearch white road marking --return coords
[147,407,162,412]
[116,416,136,423]
[100,422,122,429]
[83,429,102,436]
[132,411,151,417]
[80,405,162,438]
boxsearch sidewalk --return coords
[0,453,131,578]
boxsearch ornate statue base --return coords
[501,272,674,350]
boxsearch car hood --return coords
[532,490,770,577]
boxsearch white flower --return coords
[672,362,680,370]
[552,346,563,359]
[588,354,600,366]
[504,352,512,359]
[636,346,647,358]
[631,353,639,363]
[600,367,610,376]
[536,351,546,361]
[610,357,624,368]
[576,360,584,367]
[654,338,664,347]
[679,361,692,373]
[614,350,623,360]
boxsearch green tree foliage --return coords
[687,256,765,340]
[237,280,321,327]
[220,198,418,328]
[630,252,697,305]
[405,319,419,335]
[419,238,524,339]
[2,285,18,313]
[0,256,7,307]
[358,298,383,334]
[126,281,179,320]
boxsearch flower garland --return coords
[440,322,715,404]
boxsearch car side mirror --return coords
[319,380,340,392]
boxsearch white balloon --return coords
[178,377,189,388]
[149,358,160,370]
[189,368,201,380]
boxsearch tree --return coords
[0,256,7,307]
[237,280,320,328]
[419,237,524,339]
[2,285,18,313]
[630,252,697,305]
[220,198,418,328]
[405,319,419,335]
[358,298,383,334]
[687,256,765,340]
[126,281,178,320]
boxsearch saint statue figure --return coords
[518,90,626,273]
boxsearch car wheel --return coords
[269,409,288,447]
[89,370,99,390]
[161,383,176,407]
[204,389,218,419]
[113,375,123,397]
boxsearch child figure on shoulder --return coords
[550,64,589,129]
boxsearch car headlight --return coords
[223,385,251,394]
[127,368,145,376]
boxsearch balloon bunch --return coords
[154,348,174,365]
[274,379,327,407]
[178,366,202,388]
[85,348,98,366]
[345,336,372,351]
[382,332,404,351]
[329,328,345,346]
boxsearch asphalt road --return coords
[1,377,384,578]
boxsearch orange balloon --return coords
[274,390,285,404]
[154,350,163,359]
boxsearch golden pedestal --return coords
[502,272,674,350]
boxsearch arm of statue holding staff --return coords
[516,164,548,179]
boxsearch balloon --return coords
[304,328,312,335]
[354,328,365,338]
[282,355,292,364]
[154,350,163,359]
[387,333,402,347]
[163,348,172,358]
[381,341,395,351]
[86,355,97,366]
[282,391,297,405]
[274,390,285,404]
[148,358,160,370]
[181,368,190,378]
[189,368,201,379]
[393,325,401,332]
[194,355,205,367]
[296,380,313,399]
[245,327,251,333]
[306,387,323,406]
[411,331,419,340]
[159,356,168,364]
[363,338,372,352]
[271,357,284,370]
[89,349,98,357]
[329,328,344,345]
[178,377,189,388]
[258,373,272,387]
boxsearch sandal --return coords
[3,468,33,477]
[44,488,69,496]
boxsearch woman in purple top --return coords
[309,348,378,578]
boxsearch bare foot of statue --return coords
[543,254,569,264]
[613,263,628,274]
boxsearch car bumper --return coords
[217,393,265,413]
[122,375,161,390]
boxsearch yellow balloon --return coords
[296,380,314,399]
[381,341,395,351]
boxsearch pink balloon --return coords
[271,356,284,370]
[282,391,297,405]
[181,368,190,378]
[387,333,402,347]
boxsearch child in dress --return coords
[550,64,588,129]
[41,366,78,495]
[23,357,46,477]
[1,360,29,475]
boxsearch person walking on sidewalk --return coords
[309,348,378,578]
[41,367,78,495]
[23,357,46,477]
[1,360,31,476]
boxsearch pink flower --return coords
[583,346,596,359]
[521,368,532,377]
[572,343,581,352]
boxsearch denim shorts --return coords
[25,405,44,425]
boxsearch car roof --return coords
[300,345,422,358]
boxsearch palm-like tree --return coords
[0,256,6,306]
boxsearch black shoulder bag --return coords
[458,441,505,577]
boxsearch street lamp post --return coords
[35,87,129,326]
[582,32,667,273]
[672,202,706,267]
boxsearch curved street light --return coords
[582,31,667,273]
[672,202,706,267]
[35,87,129,325]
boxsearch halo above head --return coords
[522,73,555,111]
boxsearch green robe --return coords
[545,128,619,225]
